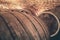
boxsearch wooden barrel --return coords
[38,11,59,37]
[0,9,50,40]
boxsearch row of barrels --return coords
[0,9,49,40]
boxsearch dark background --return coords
[50,30,60,40]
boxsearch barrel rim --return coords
[39,11,60,37]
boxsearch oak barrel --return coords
[0,9,50,40]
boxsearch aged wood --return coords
[0,9,50,40]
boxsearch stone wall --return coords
[0,0,60,16]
